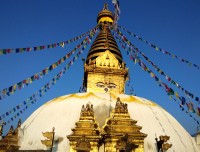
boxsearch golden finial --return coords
[103,2,108,10]
[7,125,14,136]
[0,122,5,136]
[97,3,114,24]
[17,119,21,128]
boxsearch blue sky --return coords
[0,0,200,135]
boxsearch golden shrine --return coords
[67,103,101,152]
[102,97,147,152]
[0,120,21,151]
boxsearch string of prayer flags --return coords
[180,96,186,105]
[114,30,200,120]
[115,30,191,102]
[0,46,73,99]
[1,47,88,125]
[0,25,98,55]
[196,107,200,116]
[78,75,86,93]
[114,28,200,105]
[126,78,136,96]
[186,102,195,113]
[112,0,120,29]
[0,27,98,101]
[118,25,200,70]
[172,98,199,125]
[120,41,200,123]
[0,29,98,122]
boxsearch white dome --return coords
[19,92,199,152]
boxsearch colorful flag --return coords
[186,102,195,113]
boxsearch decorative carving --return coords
[115,97,128,114]
[115,134,139,152]
[74,136,92,151]
[80,103,94,117]
[85,64,128,74]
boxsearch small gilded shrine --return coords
[67,103,101,152]
[0,120,21,151]
[102,98,147,152]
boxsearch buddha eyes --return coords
[96,82,105,88]
[107,83,116,88]
[96,82,116,88]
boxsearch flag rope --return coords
[0,28,98,124]
[118,25,200,70]
[126,74,136,96]
[0,26,97,55]
[115,28,200,105]
[0,26,98,100]
[113,30,199,124]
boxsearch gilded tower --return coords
[84,3,128,94]
[68,4,147,152]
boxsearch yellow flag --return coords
[41,139,52,147]
[150,72,155,77]
[175,92,179,98]
[42,131,54,139]
[156,47,159,51]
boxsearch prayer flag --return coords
[196,107,200,116]
[168,88,174,95]
[180,96,186,105]
[186,102,195,113]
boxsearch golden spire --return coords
[84,3,128,94]
[97,3,114,24]
[86,3,122,64]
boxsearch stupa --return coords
[0,3,199,152]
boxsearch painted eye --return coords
[96,82,105,88]
[107,83,116,88]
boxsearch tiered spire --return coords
[87,3,122,64]
[84,3,128,94]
